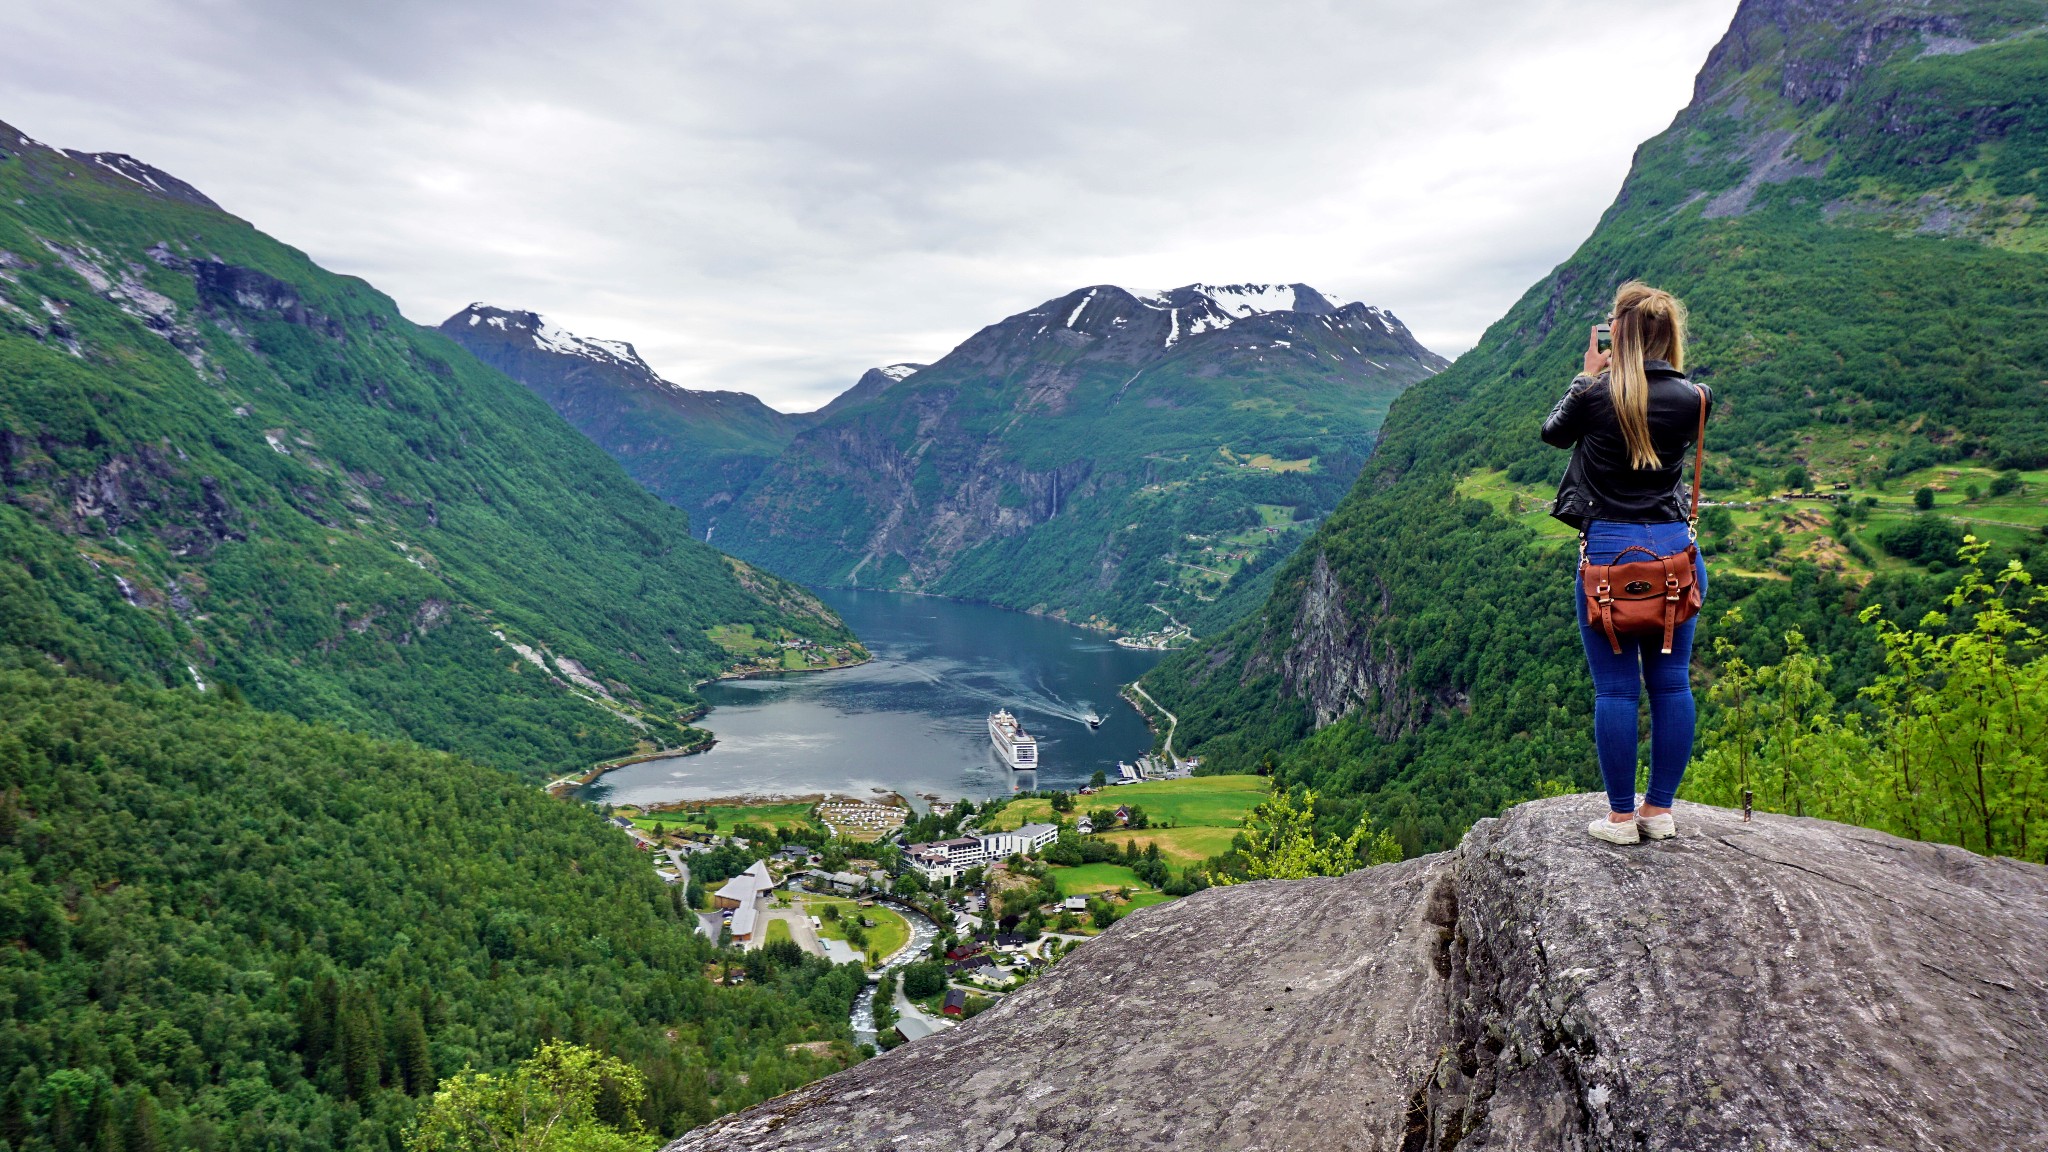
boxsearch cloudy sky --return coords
[4,0,1740,412]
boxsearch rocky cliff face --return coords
[669,797,2048,1151]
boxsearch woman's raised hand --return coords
[1583,326,1611,377]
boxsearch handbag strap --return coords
[1688,383,1708,525]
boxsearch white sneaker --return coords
[1587,816,1640,845]
[1636,812,1676,840]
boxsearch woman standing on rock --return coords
[1541,282,1712,845]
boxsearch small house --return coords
[893,1017,938,1044]
[942,988,967,1017]
[1063,896,1087,913]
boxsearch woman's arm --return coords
[1541,326,1613,449]
[1541,380,1592,448]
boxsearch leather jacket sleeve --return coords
[1541,374,1598,449]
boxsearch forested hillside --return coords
[0,665,864,1152]
[0,125,860,779]
[440,305,814,520]
[713,284,1446,635]
[1145,0,2048,853]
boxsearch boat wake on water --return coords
[894,659,1106,730]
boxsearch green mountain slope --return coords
[0,664,864,1152]
[714,284,1447,635]
[439,305,821,520]
[0,126,860,779]
[1145,0,2048,852]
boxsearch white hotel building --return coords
[905,823,1059,882]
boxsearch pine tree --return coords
[0,1072,30,1150]
[393,1007,434,1097]
[340,987,384,1100]
[123,1093,161,1152]
[299,975,339,1076]
[92,1110,121,1152]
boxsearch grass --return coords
[1452,469,1581,541]
[800,895,910,965]
[1240,453,1314,473]
[706,622,779,659]
[1455,460,2048,582]
[1048,863,1146,897]
[765,918,792,945]
[1095,825,1242,866]
[981,775,1269,834]
[621,799,821,836]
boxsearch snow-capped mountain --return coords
[456,304,653,375]
[809,361,928,420]
[708,281,1448,633]
[440,304,808,524]
[939,282,1440,376]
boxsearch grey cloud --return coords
[1,0,1740,410]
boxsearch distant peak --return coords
[1143,282,1340,318]
[448,303,653,375]
[877,363,921,381]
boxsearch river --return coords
[579,589,1167,807]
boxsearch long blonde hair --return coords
[1608,281,1689,469]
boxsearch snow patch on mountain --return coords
[457,303,653,374]
[1191,283,1308,317]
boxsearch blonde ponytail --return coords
[1608,281,1689,469]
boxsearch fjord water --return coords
[582,589,1165,807]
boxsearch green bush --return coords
[1878,516,1965,564]
[900,961,947,1000]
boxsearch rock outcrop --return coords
[669,797,2048,1151]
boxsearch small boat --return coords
[1086,713,1102,729]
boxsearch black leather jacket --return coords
[1540,360,1712,530]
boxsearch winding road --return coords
[1128,681,1178,764]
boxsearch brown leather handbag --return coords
[1579,388,1709,655]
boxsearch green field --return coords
[622,799,821,836]
[1097,825,1243,867]
[983,775,1268,836]
[800,896,910,965]
[1457,462,2047,582]
[765,918,793,945]
[1049,863,1147,897]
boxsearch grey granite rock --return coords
[667,797,2048,1151]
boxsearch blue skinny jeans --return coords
[1576,519,1705,814]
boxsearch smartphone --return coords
[1595,324,1612,351]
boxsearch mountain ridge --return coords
[460,279,1445,634]
[441,303,810,520]
[710,281,1446,633]
[0,121,861,778]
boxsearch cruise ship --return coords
[988,709,1038,769]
